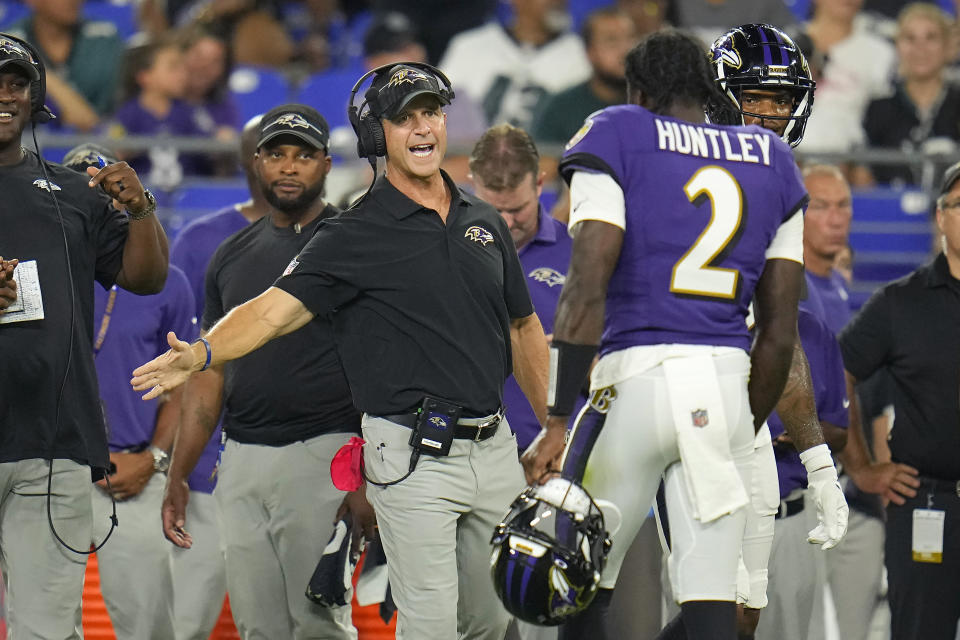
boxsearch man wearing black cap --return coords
[0,33,168,640]
[132,66,549,640]
[157,103,373,639]
[837,163,960,640]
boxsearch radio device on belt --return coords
[364,396,463,487]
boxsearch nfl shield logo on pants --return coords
[690,409,709,428]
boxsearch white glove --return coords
[800,444,849,550]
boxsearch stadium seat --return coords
[0,3,29,30]
[84,2,137,39]
[172,182,250,211]
[847,187,934,308]
[295,68,363,131]
[229,67,291,124]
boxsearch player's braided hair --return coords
[625,29,731,120]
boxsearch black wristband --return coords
[547,340,598,416]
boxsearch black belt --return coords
[918,476,960,497]
[380,410,503,441]
[775,495,804,520]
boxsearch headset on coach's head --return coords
[0,32,55,124]
[347,62,455,162]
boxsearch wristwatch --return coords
[128,189,157,221]
[149,445,170,473]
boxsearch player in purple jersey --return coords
[700,24,850,640]
[521,30,816,640]
[166,116,266,640]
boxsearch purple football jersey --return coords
[560,105,808,354]
[768,308,849,497]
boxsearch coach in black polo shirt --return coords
[132,64,549,640]
[839,162,960,640]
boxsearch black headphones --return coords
[0,32,54,124]
[347,61,454,161]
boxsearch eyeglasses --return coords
[940,200,960,211]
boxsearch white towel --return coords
[662,355,748,522]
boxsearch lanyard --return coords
[93,285,118,358]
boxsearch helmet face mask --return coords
[490,478,612,626]
[710,24,816,147]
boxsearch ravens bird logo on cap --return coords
[387,68,429,88]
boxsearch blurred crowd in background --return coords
[2,0,960,194]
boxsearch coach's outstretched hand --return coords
[801,444,849,550]
[131,331,198,400]
[521,416,568,485]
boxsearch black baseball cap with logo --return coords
[366,64,452,120]
[257,104,330,152]
[0,34,40,81]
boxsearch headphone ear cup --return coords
[357,113,387,158]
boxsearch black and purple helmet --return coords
[710,23,816,147]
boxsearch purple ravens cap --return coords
[366,64,452,119]
[0,35,40,82]
[257,104,330,152]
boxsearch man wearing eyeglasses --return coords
[837,162,960,640]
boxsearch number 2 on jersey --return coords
[670,166,744,300]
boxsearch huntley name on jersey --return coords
[656,119,773,166]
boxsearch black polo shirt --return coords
[0,151,127,474]
[839,253,960,480]
[863,82,960,185]
[275,170,534,416]
[204,206,360,446]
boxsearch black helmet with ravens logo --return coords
[710,23,816,148]
[490,477,612,626]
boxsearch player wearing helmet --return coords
[710,23,815,147]
[698,25,850,640]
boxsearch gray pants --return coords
[826,509,886,640]
[755,497,817,640]
[92,472,176,639]
[362,414,526,640]
[170,490,227,640]
[215,434,357,640]
[0,459,91,640]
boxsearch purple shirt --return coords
[767,308,849,497]
[170,204,251,493]
[171,205,250,318]
[805,269,852,335]
[502,209,574,450]
[110,98,206,178]
[94,266,196,451]
[560,105,808,355]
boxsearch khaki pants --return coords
[215,434,357,640]
[362,414,526,640]
[92,472,175,639]
[0,459,91,640]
